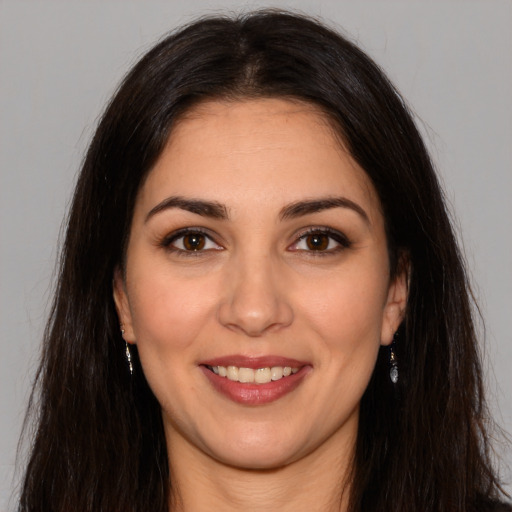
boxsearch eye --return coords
[164,229,223,253]
[289,228,350,254]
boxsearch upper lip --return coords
[200,355,309,369]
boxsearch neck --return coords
[166,427,355,512]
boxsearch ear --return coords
[113,267,136,343]
[380,259,409,346]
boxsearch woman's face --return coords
[114,98,407,470]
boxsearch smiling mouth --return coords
[205,365,299,384]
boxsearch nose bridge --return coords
[217,246,293,336]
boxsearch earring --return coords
[389,334,398,384]
[120,326,133,375]
[125,343,133,375]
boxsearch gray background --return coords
[1,0,510,509]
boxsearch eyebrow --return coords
[145,195,369,225]
[145,196,229,222]
[279,197,370,224]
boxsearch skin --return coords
[114,98,408,511]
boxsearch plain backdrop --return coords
[1,1,511,509]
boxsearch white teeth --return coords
[238,367,254,383]
[227,366,238,381]
[255,367,271,383]
[270,366,283,380]
[210,365,299,384]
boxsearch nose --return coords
[217,253,294,337]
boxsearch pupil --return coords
[306,234,328,251]
[183,233,205,251]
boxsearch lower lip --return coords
[200,366,311,405]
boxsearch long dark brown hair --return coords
[18,10,509,512]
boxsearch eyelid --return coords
[159,225,350,255]
[161,227,224,253]
[288,226,351,252]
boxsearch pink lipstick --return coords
[199,355,311,405]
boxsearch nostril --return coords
[216,262,294,335]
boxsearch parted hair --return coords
[18,10,509,512]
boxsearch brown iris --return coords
[182,233,206,251]
[305,233,329,251]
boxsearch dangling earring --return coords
[125,343,133,375]
[389,333,398,384]
[120,326,133,375]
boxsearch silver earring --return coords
[120,326,133,375]
[389,335,398,384]
[125,342,133,375]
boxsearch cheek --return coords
[125,266,220,415]
[127,262,219,354]
[309,278,385,404]
[303,268,388,340]
[297,262,389,384]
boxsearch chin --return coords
[202,427,310,470]
[214,446,299,470]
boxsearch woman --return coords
[18,10,510,512]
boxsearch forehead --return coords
[173,97,343,158]
[137,98,381,222]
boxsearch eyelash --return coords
[289,227,351,255]
[161,228,222,256]
[160,227,351,256]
